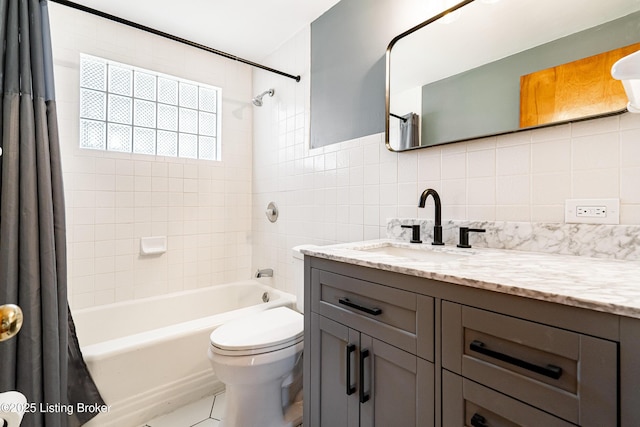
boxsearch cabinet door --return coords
[442,370,575,427]
[310,313,359,427]
[360,335,434,427]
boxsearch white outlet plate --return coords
[565,198,620,224]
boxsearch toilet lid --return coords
[209,307,303,354]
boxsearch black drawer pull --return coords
[469,340,563,380]
[359,349,370,403]
[339,298,382,316]
[346,343,356,396]
[471,413,489,427]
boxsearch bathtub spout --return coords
[255,268,274,278]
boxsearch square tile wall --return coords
[49,4,253,309]
[251,27,640,297]
[48,5,640,307]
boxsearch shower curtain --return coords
[0,1,104,426]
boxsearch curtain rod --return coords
[390,113,407,122]
[49,0,301,82]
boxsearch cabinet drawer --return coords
[442,370,574,427]
[311,269,433,360]
[442,302,617,426]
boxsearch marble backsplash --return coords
[388,219,640,261]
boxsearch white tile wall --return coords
[49,5,640,308]
[252,26,640,297]
[50,4,253,309]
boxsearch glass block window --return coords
[79,54,222,161]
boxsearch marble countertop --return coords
[301,239,640,319]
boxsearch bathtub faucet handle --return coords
[255,268,274,278]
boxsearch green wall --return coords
[421,11,640,146]
[310,0,419,148]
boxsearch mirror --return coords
[386,0,640,151]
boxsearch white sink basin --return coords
[356,244,471,263]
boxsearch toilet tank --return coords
[291,245,315,313]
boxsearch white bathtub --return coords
[73,281,297,427]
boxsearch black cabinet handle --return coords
[346,344,356,396]
[359,349,370,403]
[339,298,382,316]
[469,340,562,380]
[471,413,489,427]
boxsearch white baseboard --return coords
[84,370,224,427]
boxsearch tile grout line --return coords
[208,394,216,419]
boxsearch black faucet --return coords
[418,189,444,245]
[457,227,486,248]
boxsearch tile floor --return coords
[140,391,303,427]
[140,392,225,427]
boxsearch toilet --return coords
[207,245,311,427]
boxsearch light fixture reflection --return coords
[438,0,462,24]
[440,10,462,24]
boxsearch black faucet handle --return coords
[401,224,422,244]
[467,228,486,233]
[457,227,486,248]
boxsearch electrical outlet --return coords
[565,199,620,224]
[576,206,607,218]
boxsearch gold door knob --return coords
[0,304,23,342]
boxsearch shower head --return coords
[252,88,275,107]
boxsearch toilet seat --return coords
[210,307,303,356]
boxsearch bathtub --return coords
[72,281,297,427]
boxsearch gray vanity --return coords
[302,240,640,426]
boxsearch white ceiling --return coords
[68,0,342,62]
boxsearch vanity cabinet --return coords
[303,256,634,427]
[442,302,617,426]
[306,268,434,427]
[442,370,575,427]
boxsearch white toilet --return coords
[207,245,310,427]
